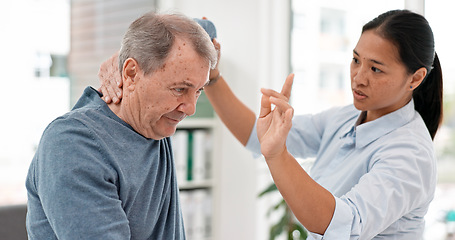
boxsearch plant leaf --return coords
[269,209,290,240]
[266,199,286,216]
[290,223,308,239]
[258,183,278,197]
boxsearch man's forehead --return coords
[160,37,210,88]
[172,37,192,52]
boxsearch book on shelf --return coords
[179,189,212,240]
[171,129,213,185]
[172,130,188,185]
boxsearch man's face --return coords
[122,38,210,139]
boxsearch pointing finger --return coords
[280,73,294,100]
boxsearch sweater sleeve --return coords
[32,117,130,239]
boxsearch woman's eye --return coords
[352,57,359,64]
[371,67,382,73]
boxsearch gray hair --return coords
[119,11,217,76]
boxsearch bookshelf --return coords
[172,94,219,240]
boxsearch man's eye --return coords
[352,57,359,64]
[173,88,185,95]
[195,88,203,97]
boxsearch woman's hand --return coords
[200,16,222,83]
[98,52,123,104]
[257,73,294,160]
[208,38,221,83]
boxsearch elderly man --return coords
[25,11,217,239]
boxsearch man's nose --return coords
[177,94,198,116]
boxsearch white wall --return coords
[0,0,70,205]
[157,0,291,239]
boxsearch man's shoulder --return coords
[39,106,113,150]
[45,108,98,131]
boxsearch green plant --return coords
[258,182,308,240]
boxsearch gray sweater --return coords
[26,87,185,239]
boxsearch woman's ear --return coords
[122,58,139,91]
[410,67,428,90]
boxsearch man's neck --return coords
[107,102,125,123]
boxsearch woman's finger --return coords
[261,88,289,102]
[261,73,295,103]
[269,96,293,115]
[98,85,112,103]
[98,52,123,103]
[259,93,272,118]
[280,73,294,100]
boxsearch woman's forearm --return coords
[204,76,256,146]
[266,150,335,235]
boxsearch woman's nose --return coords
[352,67,368,86]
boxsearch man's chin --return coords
[147,118,182,139]
[142,126,177,140]
[159,126,178,139]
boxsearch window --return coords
[291,0,404,114]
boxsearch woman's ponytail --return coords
[413,53,443,140]
[363,10,443,140]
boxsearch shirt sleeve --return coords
[33,118,131,239]
[308,197,355,240]
[309,138,436,240]
[245,108,334,158]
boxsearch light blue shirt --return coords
[246,100,437,240]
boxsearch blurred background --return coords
[0,0,454,239]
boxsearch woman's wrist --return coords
[263,145,290,164]
[208,71,222,86]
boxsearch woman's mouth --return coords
[353,89,367,100]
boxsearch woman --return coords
[99,9,443,239]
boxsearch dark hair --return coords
[362,9,443,140]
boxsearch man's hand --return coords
[257,73,294,160]
[98,52,123,104]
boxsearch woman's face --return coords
[350,30,414,123]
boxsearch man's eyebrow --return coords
[352,49,385,66]
[172,80,209,89]
[171,80,195,88]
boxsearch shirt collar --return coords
[349,99,416,148]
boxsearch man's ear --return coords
[122,58,139,91]
[409,67,427,90]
